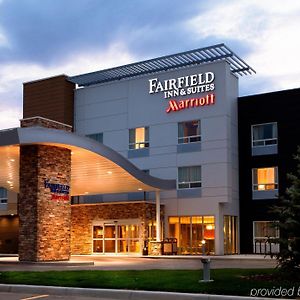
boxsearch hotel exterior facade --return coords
[0,44,298,260]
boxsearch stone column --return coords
[18,144,71,262]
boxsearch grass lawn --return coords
[0,269,297,297]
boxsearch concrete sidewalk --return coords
[0,284,285,300]
[0,255,277,271]
[0,256,281,300]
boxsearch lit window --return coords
[178,166,201,189]
[178,120,201,144]
[252,123,277,147]
[86,133,103,143]
[168,215,215,255]
[129,127,149,150]
[252,167,278,191]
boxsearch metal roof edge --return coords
[68,44,255,87]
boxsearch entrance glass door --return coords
[117,224,140,253]
[117,225,128,253]
[93,222,141,254]
[104,225,116,253]
[93,225,104,253]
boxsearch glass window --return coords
[0,187,7,199]
[178,166,201,189]
[224,216,238,255]
[253,221,279,254]
[168,217,179,241]
[93,226,104,238]
[86,133,103,143]
[252,122,277,147]
[0,188,7,204]
[254,221,279,239]
[129,127,149,150]
[168,215,215,255]
[147,221,157,241]
[252,167,278,191]
[178,120,201,144]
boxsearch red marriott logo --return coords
[166,93,215,113]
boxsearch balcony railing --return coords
[178,135,201,144]
[253,138,277,147]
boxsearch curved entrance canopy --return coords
[0,127,176,195]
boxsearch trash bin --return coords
[163,238,177,255]
[143,240,148,255]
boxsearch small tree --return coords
[270,146,300,275]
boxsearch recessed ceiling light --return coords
[84,191,89,194]
[138,188,143,191]
[7,180,12,184]
[10,159,15,162]
[107,171,113,174]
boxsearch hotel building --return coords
[0,44,298,260]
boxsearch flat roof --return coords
[68,43,256,87]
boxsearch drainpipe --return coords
[155,190,161,242]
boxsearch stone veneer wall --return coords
[148,241,162,256]
[20,116,72,132]
[71,202,163,254]
[18,145,71,261]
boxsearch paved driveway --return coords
[0,255,277,271]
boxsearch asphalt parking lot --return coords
[0,292,114,300]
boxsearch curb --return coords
[144,255,275,261]
[0,284,286,300]
[0,261,94,266]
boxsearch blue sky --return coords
[0,0,300,129]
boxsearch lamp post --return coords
[201,239,206,255]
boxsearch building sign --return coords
[44,180,70,202]
[149,71,216,113]
[166,94,215,113]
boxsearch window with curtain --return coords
[178,120,201,144]
[129,127,149,150]
[252,122,277,147]
[178,166,201,189]
[252,167,278,190]
[86,132,103,143]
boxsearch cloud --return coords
[0,104,21,129]
[0,27,9,48]
[186,0,300,94]
[1,0,300,130]
[0,41,136,129]
[0,0,193,64]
